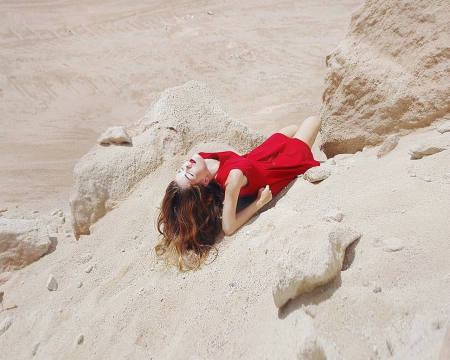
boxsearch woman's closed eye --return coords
[178,168,195,180]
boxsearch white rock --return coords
[324,209,344,222]
[377,134,399,158]
[46,275,58,291]
[0,317,12,336]
[85,264,93,273]
[383,237,404,252]
[0,218,51,272]
[70,81,266,239]
[97,126,132,145]
[0,207,7,213]
[32,342,40,356]
[272,225,361,308]
[409,144,446,159]
[437,122,450,134]
[303,166,332,183]
[51,209,63,217]
[76,333,84,346]
[80,253,93,263]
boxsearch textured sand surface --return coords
[1,1,449,359]
[0,0,359,214]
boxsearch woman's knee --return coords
[294,116,322,148]
[304,116,322,129]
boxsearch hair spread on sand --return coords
[156,180,225,271]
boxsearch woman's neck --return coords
[205,158,220,178]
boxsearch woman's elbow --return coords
[222,223,236,236]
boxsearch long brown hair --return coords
[156,180,225,271]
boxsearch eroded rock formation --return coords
[320,0,450,157]
[0,218,51,272]
[70,81,266,239]
[272,225,361,308]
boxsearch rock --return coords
[0,317,12,336]
[77,281,83,288]
[409,144,446,159]
[80,253,93,263]
[51,209,64,218]
[272,225,361,308]
[70,81,266,239]
[76,333,84,346]
[0,218,51,272]
[373,286,382,293]
[377,134,399,158]
[383,237,404,252]
[97,126,132,145]
[0,207,7,213]
[320,0,450,157]
[85,264,93,273]
[303,166,332,183]
[437,122,450,134]
[46,275,58,291]
[324,209,344,222]
[32,342,40,356]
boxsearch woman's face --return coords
[175,153,210,188]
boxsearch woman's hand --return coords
[256,185,272,209]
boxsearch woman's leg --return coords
[294,116,322,148]
[277,125,298,139]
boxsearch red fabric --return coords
[199,133,320,197]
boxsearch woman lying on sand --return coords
[156,116,322,270]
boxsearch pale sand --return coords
[0,0,360,215]
[1,1,449,359]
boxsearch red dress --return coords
[199,133,320,197]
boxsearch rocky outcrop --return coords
[97,126,132,145]
[0,219,51,272]
[377,134,399,158]
[70,81,266,239]
[320,0,450,157]
[273,225,361,308]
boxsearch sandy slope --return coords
[0,0,360,215]
[1,0,449,359]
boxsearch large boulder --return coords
[70,81,266,239]
[272,225,361,308]
[0,218,51,272]
[320,0,450,157]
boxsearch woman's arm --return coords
[221,169,272,236]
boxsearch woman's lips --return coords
[189,158,196,164]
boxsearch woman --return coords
[156,116,322,270]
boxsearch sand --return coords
[1,0,449,359]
